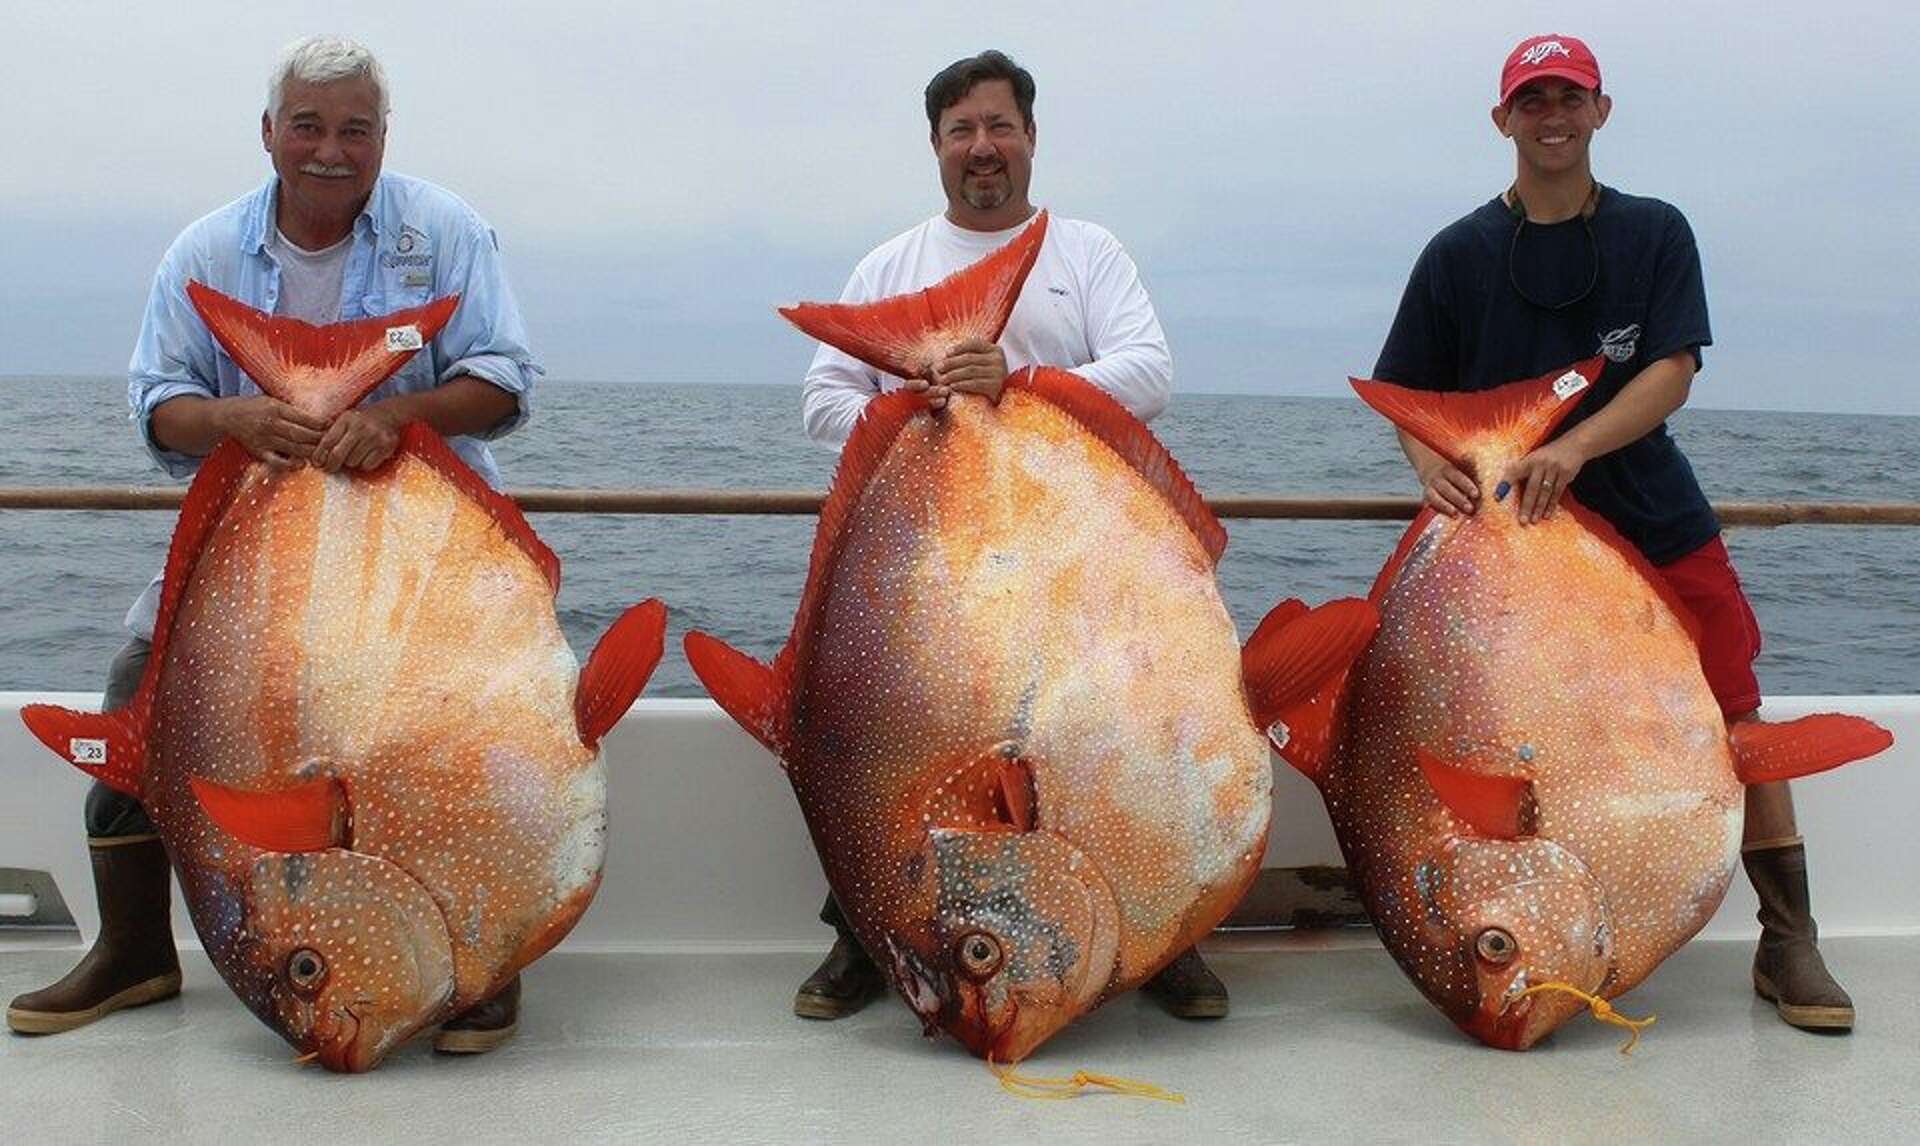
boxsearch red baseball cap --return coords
[1500,35,1601,104]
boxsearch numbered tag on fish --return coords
[385,325,424,353]
[1552,370,1589,400]
[69,738,107,766]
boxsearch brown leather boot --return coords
[1745,840,1853,1032]
[7,835,182,1035]
[434,975,520,1054]
[793,934,885,1020]
[1141,946,1229,1019]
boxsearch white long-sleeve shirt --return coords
[800,211,1172,447]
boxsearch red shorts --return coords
[1654,536,1763,719]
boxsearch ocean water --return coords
[0,378,1912,698]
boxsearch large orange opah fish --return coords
[686,213,1377,1064]
[1277,361,1892,1050]
[22,285,666,1071]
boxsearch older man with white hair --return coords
[6,35,540,1055]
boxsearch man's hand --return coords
[214,396,329,471]
[926,338,1009,407]
[1505,438,1588,525]
[312,405,404,473]
[1419,460,1481,517]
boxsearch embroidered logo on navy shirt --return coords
[1599,323,1641,363]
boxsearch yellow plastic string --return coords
[988,1056,1186,1104]
[1519,981,1657,1054]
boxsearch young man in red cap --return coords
[1371,34,1853,1032]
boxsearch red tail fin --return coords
[1730,714,1893,785]
[778,211,1048,379]
[19,706,147,799]
[186,281,460,420]
[1242,598,1378,729]
[1351,357,1603,470]
[575,599,669,750]
[684,632,791,759]
[189,775,350,852]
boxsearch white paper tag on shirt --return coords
[70,738,107,766]
[385,325,424,353]
[1552,370,1589,400]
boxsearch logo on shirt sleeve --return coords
[1598,323,1641,363]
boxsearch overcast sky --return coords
[3,1,1914,414]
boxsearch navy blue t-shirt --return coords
[1373,187,1718,564]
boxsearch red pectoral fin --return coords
[1242,597,1379,728]
[1730,714,1893,785]
[575,599,668,750]
[1416,749,1538,839]
[919,748,1039,835]
[684,631,790,758]
[20,705,147,799]
[189,776,350,853]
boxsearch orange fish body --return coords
[1280,363,1893,1049]
[23,287,666,1071]
[690,214,1376,1062]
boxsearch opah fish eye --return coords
[1475,927,1518,964]
[286,947,328,993]
[955,931,1005,980]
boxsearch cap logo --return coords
[1519,40,1573,67]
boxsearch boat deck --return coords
[3,933,1913,1143]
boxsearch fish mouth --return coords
[315,1005,367,1073]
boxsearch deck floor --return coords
[2,933,1913,1143]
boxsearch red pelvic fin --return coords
[186,281,460,421]
[778,211,1048,379]
[1010,366,1228,564]
[1270,674,1347,786]
[18,706,148,799]
[575,599,669,750]
[1350,357,1604,470]
[683,631,791,758]
[920,749,1039,834]
[1242,598,1379,728]
[394,423,560,593]
[189,775,350,853]
[1417,749,1539,839]
[1730,714,1893,785]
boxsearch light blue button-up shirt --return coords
[122,171,542,636]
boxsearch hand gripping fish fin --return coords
[189,775,350,853]
[1730,714,1894,785]
[575,599,669,750]
[186,281,460,421]
[778,211,1048,379]
[1350,357,1605,470]
[1416,749,1540,839]
[684,632,791,758]
[1009,367,1228,563]
[1242,597,1379,728]
[18,436,259,794]
[394,423,561,592]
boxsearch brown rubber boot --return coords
[1141,946,1229,1019]
[793,934,886,1020]
[7,835,182,1035]
[434,975,520,1054]
[1744,840,1853,1032]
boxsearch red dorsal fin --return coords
[189,775,350,853]
[1242,597,1379,728]
[919,748,1039,834]
[1730,714,1893,785]
[1417,749,1538,839]
[1351,357,1604,471]
[186,281,459,420]
[1271,672,1348,786]
[778,211,1048,379]
[393,422,560,593]
[18,707,147,799]
[1009,366,1228,564]
[684,632,793,759]
[575,599,668,750]
[20,436,259,793]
